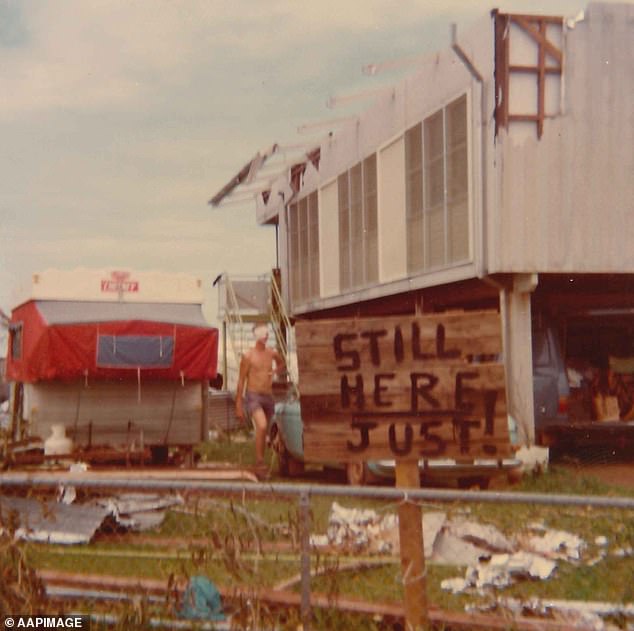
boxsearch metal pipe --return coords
[451,23,488,279]
[2,474,634,509]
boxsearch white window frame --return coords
[338,154,378,291]
[405,92,471,274]
[288,191,320,307]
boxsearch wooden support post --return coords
[396,460,427,631]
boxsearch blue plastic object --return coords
[178,575,225,621]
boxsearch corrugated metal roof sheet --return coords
[36,301,210,327]
[0,495,108,544]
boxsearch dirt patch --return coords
[572,463,634,490]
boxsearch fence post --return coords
[299,490,312,629]
[396,460,428,630]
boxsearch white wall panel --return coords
[26,381,203,447]
[378,136,407,282]
[489,4,634,274]
[319,180,340,297]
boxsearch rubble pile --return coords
[311,502,633,629]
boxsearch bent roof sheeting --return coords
[35,301,210,327]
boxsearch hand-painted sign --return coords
[295,311,511,462]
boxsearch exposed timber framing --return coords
[493,11,564,139]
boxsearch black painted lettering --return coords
[452,417,481,454]
[412,322,434,360]
[360,330,387,366]
[341,374,365,409]
[410,372,440,410]
[388,423,413,457]
[334,333,360,371]
[455,371,479,412]
[394,326,404,363]
[483,390,498,435]
[373,373,395,407]
[419,420,446,457]
[436,323,460,359]
[347,421,377,453]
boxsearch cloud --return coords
[1,0,601,316]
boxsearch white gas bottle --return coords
[44,424,73,456]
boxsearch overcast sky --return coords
[0,0,604,328]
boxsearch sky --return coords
[0,0,604,332]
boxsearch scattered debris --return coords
[613,546,634,558]
[523,528,586,561]
[0,496,108,545]
[445,517,514,554]
[322,502,447,556]
[432,532,487,567]
[515,445,550,474]
[178,576,225,622]
[0,491,184,542]
[471,596,634,631]
[315,499,629,630]
[442,552,557,594]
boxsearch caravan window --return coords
[97,335,174,368]
[9,323,23,360]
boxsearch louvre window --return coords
[405,94,469,272]
[338,154,378,291]
[289,191,320,306]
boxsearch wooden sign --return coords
[295,310,511,462]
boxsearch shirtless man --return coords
[235,324,285,473]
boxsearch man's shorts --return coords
[245,391,275,422]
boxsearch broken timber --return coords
[38,570,588,630]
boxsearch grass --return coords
[10,437,634,627]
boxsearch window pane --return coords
[407,215,424,272]
[308,192,320,298]
[425,157,444,209]
[447,147,468,201]
[338,174,350,290]
[448,198,469,262]
[350,163,363,287]
[447,95,467,149]
[10,324,22,360]
[405,123,422,170]
[424,111,444,162]
[97,335,174,368]
[405,124,424,273]
[299,198,309,301]
[426,208,445,268]
[289,204,300,305]
[363,154,378,284]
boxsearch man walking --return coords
[235,324,285,477]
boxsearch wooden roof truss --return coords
[494,11,564,139]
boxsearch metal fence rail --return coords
[2,473,633,630]
[2,474,634,509]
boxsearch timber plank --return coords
[296,311,511,461]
